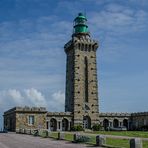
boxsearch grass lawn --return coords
[107,138,129,148]
[143,141,148,148]
[48,132,58,139]
[63,132,148,148]
[46,131,148,148]
[86,131,148,138]
[64,133,74,141]
[107,138,148,148]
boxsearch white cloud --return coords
[0,88,65,129]
[8,89,24,104]
[0,88,47,109]
[0,88,65,112]
[46,90,65,112]
[24,88,46,107]
[52,91,65,105]
[89,4,148,35]
[0,89,23,107]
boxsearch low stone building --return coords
[4,107,47,131]
[130,112,148,130]
[3,106,148,131]
[99,113,131,130]
[46,112,72,131]
[3,13,148,131]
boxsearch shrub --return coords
[74,134,90,143]
[71,125,84,131]
[33,130,39,136]
[92,124,102,131]
[140,125,148,131]
[40,130,48,138]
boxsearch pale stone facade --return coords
[46,112,72,131]
[4,107,47,131]
[99,113,131,130]
[130,112,148,130]
[64,34,99,128]
[3,13,148,131]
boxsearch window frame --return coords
[28,115,35,125]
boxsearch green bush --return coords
[71,125,84,131]
[92,124,102,131]
[40,130,48,138]
[75,135,90,143]
[140,125,148,131]
[33,130,39,136]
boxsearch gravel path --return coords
[0,133,100,148]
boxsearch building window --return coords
[58,122,60,129]
[28,115,34,125]
[84,56,88,102]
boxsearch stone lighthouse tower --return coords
[64,13,99,129]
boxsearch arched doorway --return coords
[62,118,69,131]
[103,119,109,130]
[113,119,119,128]
[50,118,57,131]
[123,119,128,129]
[83,116,91,129]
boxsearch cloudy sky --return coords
[0,0,148,128]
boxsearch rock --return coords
[96,135,106,146]
[130,138,142,148]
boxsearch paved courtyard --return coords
[0,133,99,148]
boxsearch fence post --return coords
[73,133,77,142]
[30,129,32,135]
[45,130,48,137]
[130,138,142,148]
[23,129,25,134]
[73,133,80,142]
[58,132,65,140]
[96,135,106,146]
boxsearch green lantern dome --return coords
[73,13,88,34]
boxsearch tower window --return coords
[82,44,84,50]
[78,44,81,49]
[85,45,88,51]
[84,56,88,102]
[89,44,91,51]
[92,45,95,51]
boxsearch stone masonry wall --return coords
[16,112,47,130]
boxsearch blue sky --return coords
[0,0,148,128]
